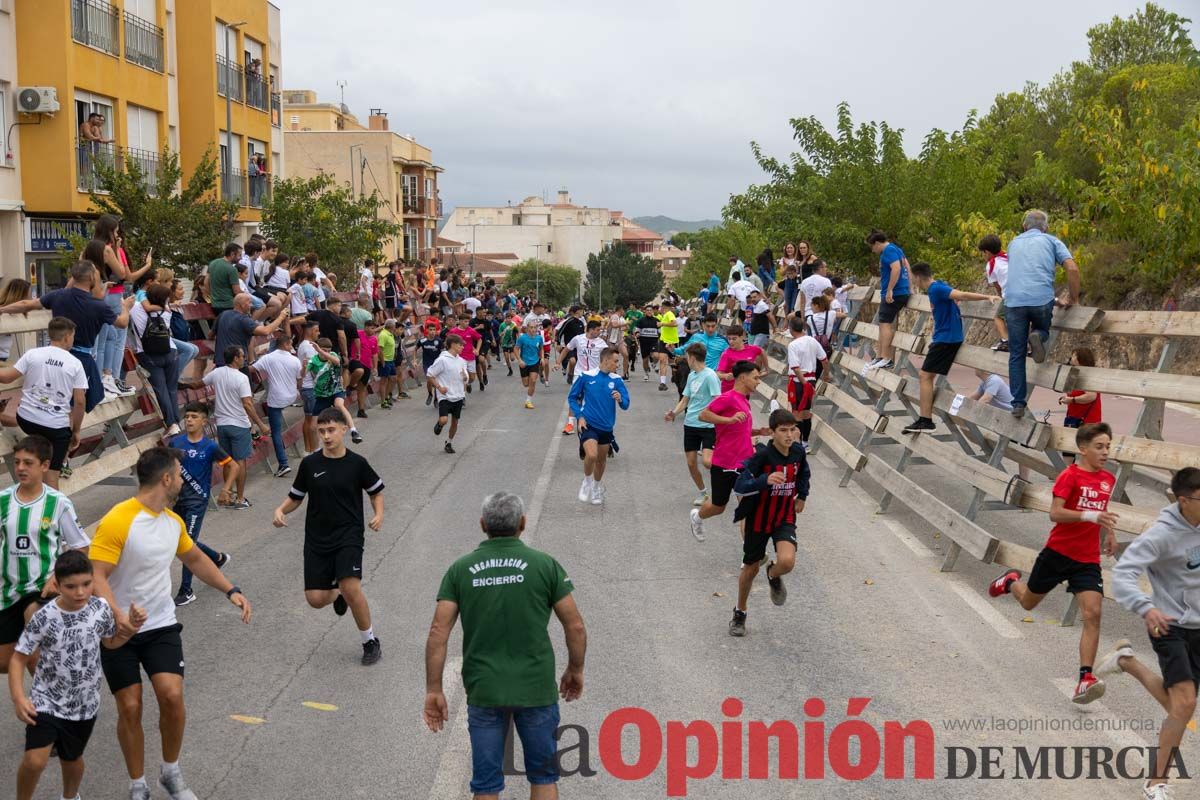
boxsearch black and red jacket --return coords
[733,442,811,534]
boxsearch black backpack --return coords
[139,310,172,356]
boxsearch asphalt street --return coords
[1,362,1194,799]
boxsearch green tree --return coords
[582,243,663,309]
[669,231,697,249]
[84,147,237,275]
[502,260,579,310]
[1086,3,1198,72]
[261,173,402,272]
[672,222,766,299]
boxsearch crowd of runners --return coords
[0,212,1198,800]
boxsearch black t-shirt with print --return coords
[288,450,384,553]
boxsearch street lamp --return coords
[223,20,247,232]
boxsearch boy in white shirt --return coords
[253,332,303,477]
[785,316,827,448]
[426,334,470,455]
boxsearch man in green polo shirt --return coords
[424,492,587,800]
[208,242,243,314]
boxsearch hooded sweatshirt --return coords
[1112,504,1200,630]
[567,370,630,433]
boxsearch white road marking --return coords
[426,658,469,800]
[947,580,1024,639]
[1051,678,1153,752]
[881,518,936,558]
[524,406,569,546]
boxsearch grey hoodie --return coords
[1112,504,1200,629]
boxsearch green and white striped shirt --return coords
[0,485,89,610]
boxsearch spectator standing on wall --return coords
[85,215,151,400]
[130,284,183,436]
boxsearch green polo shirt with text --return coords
[437,537,573,708]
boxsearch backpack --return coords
[139,310,173,356]
[807,312,832,352]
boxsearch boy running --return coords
[665,342,721,507]
[540,319,555,386]
[427,334,470,454]
[169,403,236,607]
[9,550,146,800]
[728,410,810,637]
[499,316,518,377]
[0,436,91,676]
[989,422,1118,704]
[516,323,544,409]
[634,306,660,382]
[418,324,444,406]
[568,348,630,506]
[447,314,482,393]
[307,337,361,443]
[785,316,828,448]
[273,408,385,666]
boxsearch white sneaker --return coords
[1143,782,1172,800]
[693,492,708,507]
[590,482,605,505]
[101,374,120,395]
[577,476,593,503]
[1095,638,1134,678]
[688,508,706,542]
[165,423,181,436]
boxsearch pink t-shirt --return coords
[708,389,753,470]
[357,331,379,366]
[716,345,763,392]
[448,326,481,361]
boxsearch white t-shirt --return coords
[834,286,851,310]
[728,279,757,305]
[524,312,550,330]
[798,274,833,315]
[806,310,838,340]
[297,340,318,389]
[986,254,1009,293]
[312,267,328,302]
[426,351,468,401]
[203,366,252,428]
[16,597,116,720]
[463,297,482,316]
[265,263,290,290]
[129,304,177,354]
[786,335,827,377]
[254,348,302,409]
[358,266,374,297]
[14,346,88,428]
[567,334,607,373]
[605,314,625,345]
[289,283,308,316]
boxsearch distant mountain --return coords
[632,216,721,237]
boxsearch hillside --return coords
[632,215,721,237]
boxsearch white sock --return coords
[131,777,148,789]
[161,761,180,776]
[360,627,375,643]
[660,376,667,384]
[568,416,575,425]
[350,427,359,434]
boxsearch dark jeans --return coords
[174,498,223,593]
[1004,301,1054,408]
[467,704,560,795]
[136,349,181,427]
[72,349,105,412]
[266,405,288,468]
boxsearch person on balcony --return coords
[77,113,112,189]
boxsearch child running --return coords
[273,408,385,666]
[569,347,630,506]
[989,422,1118,704]
[418,323,444,407]
[665,342,721,507]
[307,337,362,444]
[728,410,810,637]
[427,334,470,454]
[516,322,544,409]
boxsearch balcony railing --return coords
[222,168,246,205]
[216,55,244,102]
[76,141,160,196]
[123,11,164,72]
[71,0,120,56]
[246,72,269,112]
[270,92,282,127]
[221,169,272,209]
[403,195,424,215]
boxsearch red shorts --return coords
[788,376,816,413]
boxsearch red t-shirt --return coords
[708,389,754,470]
[423,318,443,337]
[1065,391,1102,424]
[1045,464,1115,564]
[716,345,763,393]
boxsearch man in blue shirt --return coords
[568,348,630,507]
[665,342,723,506]
[1003,210,1081,417]
[865,230,911,370]
[674,314,728,370]
[902,263,998,434]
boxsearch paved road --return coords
[2,365,1194,798]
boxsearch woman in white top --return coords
[263,253,292,292]
[778,241,799,272]
[131,283,182,434]
[805,295,842,381]
[0,278,32,361]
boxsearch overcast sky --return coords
[279,0,1197,220]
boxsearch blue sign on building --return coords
[26,217,91,253]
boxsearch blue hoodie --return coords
[674,330,728,370]
[568,370,630,432]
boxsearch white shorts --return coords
[466,360,477,373]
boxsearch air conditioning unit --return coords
[17,87,60,114]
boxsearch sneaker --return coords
[729,609,747,637]
[990,339,1009,351]
[1095,638,1134,678]
[216,552,232,569]
[333,593,348,617]
[398,391,411,399]
[865,358,884,369]
[101,374,120,396]
[767,562,787,606]
[361,637,382,666]
[219,498,251,510]
[165,423,182,436]
[173,589,196,607]
[1143,782,1173,800]
[688,508,706,542]
[988,570,1021,597]
[578,476,593,503]
[275,465,292,478]
[479,381,485,392]
[508,367,514,376]
[563,422,575,435]
[444,441,455,454]
[525,400,535,409]
[1072,673,1106,704]
[693,492,708,507]
[657,383,668,391]
[425,394,433,406]
[874,359,894,370]
[380,401,392,410]
[357,409,368,419]
[159,767,199,800]
[1029,333,1047,364]
[901,418,936,434]
[466,384,473,393]
[434,421,445,436]
[590,482,605,506]
[131,782,152,800]
[643,374,649,382]
[351,430,364,444]
[1010,405,1027,419]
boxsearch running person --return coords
[715,326,766,393]
[469,308,492,389]
[418,324,444,407]
[0,436,90,676]
[655,300,680,391]
[634,306,660,382]
[665,343,721,507]
[562,319,608,435]
[427,334,470,454]
[272,408,385,666]
[784,316,828,448]
[605,306,629,379]
[447,314,482,393]
[728,410,810,637]
[568,348,629,507]
[499,315,518,377]
[515,323,544,409]
[539,319,555,386]
[689,361,769,541]
[989,422,1117,704]
[556,306,586,385]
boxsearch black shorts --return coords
[16,415,72,471]
[519,363,540,378]
[0,592,48,645]
[921,341,962,376]
[438,399,464,419]
[638,339,658,358]
[742,524,798,565]
[25,713,95,761]
[656,340,677,356]
[100,623,185,694]
[303,544,364,591]
[710,466,740,508]
[347,360,371,385]
[877,294,910,325]
[683,425,715,453]
[1151,625,1200,690]
[1026,547,1103,595]
[579,426,614,447]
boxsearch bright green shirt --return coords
[625,309,644,325]
[207,258,238,310]
[437,537,573,708]
[658,311,679,344]
[308,354,344,399]
[499,321,517,348]
[377,328,396,361]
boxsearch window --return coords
[75,90,115,191]
[425,228,433,250]
[424,177,432,200]
[126,105,159,152]
[0,86,6,164]
[126,0,154,22]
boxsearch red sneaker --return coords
[1072,673,1106,704]
[562,422,575,435]
[988,570,1021,597]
